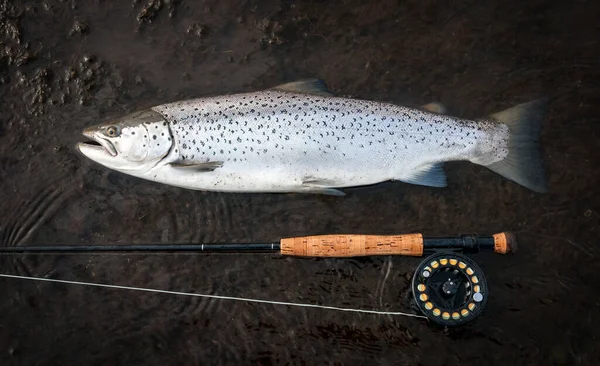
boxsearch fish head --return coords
[77,109,172,171]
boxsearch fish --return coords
[77,79,548,196]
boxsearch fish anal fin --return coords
[300,178,346,196]
[169,161,224,172]
[400,163,447,187]
[272,79,334,97]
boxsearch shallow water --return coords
[1,0,599,364]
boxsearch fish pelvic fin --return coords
[484,98,549,193]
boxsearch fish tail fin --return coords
[484,98,549,193]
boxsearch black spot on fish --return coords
[153,135,157,140]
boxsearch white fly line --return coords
[0,273,426,319]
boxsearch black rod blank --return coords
[0,243,280,253]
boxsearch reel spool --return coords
[411,252,488,326]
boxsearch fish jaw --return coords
[76,138,156,173]
[77,138,118,168]
[80,128,118,157]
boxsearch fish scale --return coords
[78,79,548,195]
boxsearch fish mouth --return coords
[79,130,118,157]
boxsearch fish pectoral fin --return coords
[300,178,346,196]
[400,163,447,187]
[168,161,224,172]
[420,102,448,115]
[272,79,334,97]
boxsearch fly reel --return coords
[411,252,488,326]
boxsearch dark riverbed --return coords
[1,0,599,365]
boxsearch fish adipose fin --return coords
[169,161,224,172]
[420,102,447,114]
[272,79,334,97]
[485,98,549,193]
[300,178,346,196]
[400,163,448,187]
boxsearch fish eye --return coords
[106,126,120,137]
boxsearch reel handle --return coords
[280,232,516,258]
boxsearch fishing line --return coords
[0,273,427,319]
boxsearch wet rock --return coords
[2,19,21,43]
[19,67,53,112]
[64,55,107,105]
[81,54,95,63]
[8,50,109,115]
[186,23,209,38]
[258,19,284,48]
[64,66,77,82]
[136,0,163,25]
[53,145,67,153]
[69,20,89,36]
[0,3,36,67]
[136,0,179,25]
[1,43,34,66]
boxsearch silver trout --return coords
[77,79,548,195]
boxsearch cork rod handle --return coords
[280,234,424,257]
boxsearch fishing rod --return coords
[0,232,514,255]
[1,232,515,327]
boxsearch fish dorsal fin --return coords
[272,79,334,97]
